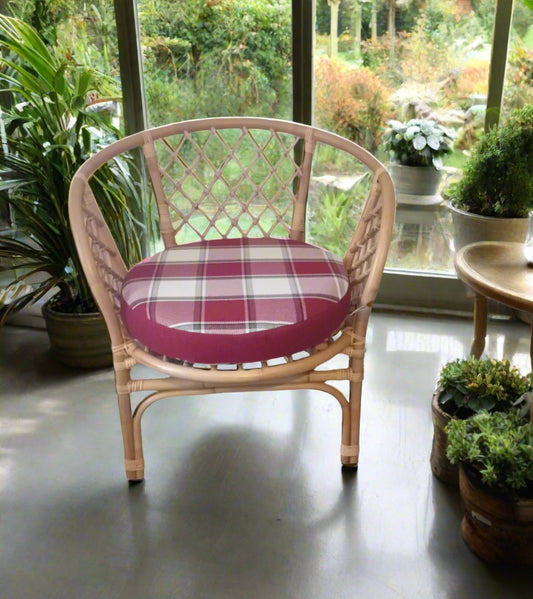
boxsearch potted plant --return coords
[0,16,148,367]
[430,357,531,485]
[446,410,533,564]
[447,104,533,250]
[382,117,454,205]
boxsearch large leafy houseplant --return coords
[0,16,147,322]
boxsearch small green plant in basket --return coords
[445,409,533,564]
[430,356,531,486]
[437,357,531,418]
[446,409,533,496]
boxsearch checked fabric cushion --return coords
[120,237,350,364]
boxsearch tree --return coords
[327,0,341,58]
[370,0,378,41]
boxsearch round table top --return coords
[454,241,533,313]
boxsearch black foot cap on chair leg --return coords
[341,463,358,472]
[128,478,145,487]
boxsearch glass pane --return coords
[137,0,292,126]
[313,0,496,273]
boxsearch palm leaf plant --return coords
[0,15,148,322]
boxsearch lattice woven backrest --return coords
[344,170,386,311]
[142,124,308,246]
[80,185,127,314]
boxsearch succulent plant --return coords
[437,357,531,418]
[446,410,533,495]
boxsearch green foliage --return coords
[437,357,531,418]
[314,57,391,152]
[7,0,72,45]
[309,189,356,257]
[7,1,119,77]
[0,16,146,316]
[382,118,454,169]
[57,2,119,77]
[139,0,291,124]
[505,42,533,114]
[308,170,369,257]
[450,105,533,217]
[469,0,498,38]
[446,410,533,495]
[514,0,533,37]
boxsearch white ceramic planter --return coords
[449,203,529,252]
[390,164,443,205]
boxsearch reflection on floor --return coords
[1,312,532,598]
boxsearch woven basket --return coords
[429,391,459,485]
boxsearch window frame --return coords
[113,0,515,314]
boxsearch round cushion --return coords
[120,237,350,364]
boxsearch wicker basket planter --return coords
[429,391,458,485]
[42,300,112,368]
[459,465,533,564]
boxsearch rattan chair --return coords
[69,117,395,482]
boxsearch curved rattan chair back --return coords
[69,117,395,482]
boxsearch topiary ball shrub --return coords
[450,104,533,218]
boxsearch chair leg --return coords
[340,377,362,469]
[117,391,145,482]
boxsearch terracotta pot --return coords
[449,204,529,252]
[459,465,533,564]
[429,391,458,485]
[42,300,112,368]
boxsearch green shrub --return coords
[309,189,356,256]
[450,105,533,217]
[0,16,147,316]
[505,42,533,114]
[314,57,391,152]
[308,170,370,257]
[140,0,291,123]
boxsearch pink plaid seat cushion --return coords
[120,237,350,364]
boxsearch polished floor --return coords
[1,312,533,599]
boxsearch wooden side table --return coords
[454,241,533,368]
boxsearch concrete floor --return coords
[1,311,533,598]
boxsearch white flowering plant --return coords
[382,118,454,170]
